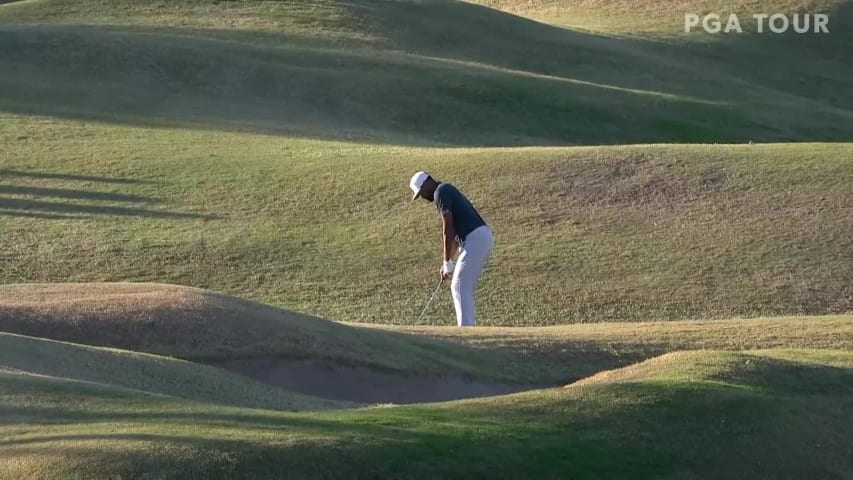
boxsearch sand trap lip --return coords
[0,283,546,397]
[1,282,536,404]
[212,357,527,404]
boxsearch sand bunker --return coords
[214,357,526,404]
[0,283,533,404]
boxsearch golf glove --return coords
[442,260,455,276]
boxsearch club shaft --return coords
[416,279,444,323]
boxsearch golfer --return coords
[409,171,493,327]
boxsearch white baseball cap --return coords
[409,171,429,200]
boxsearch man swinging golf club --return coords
[410,171,493,327]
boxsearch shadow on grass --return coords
[0,391,674,478]
[1,1,851,145]
[1,373,851,478]
[0,197,212,220]
[0,280,701,394]
[0,293,645,388]
[370,0,853,108]
[0,169,214,220]
[362,327,656,385]
[0,185,156,203]
[0,169,152,184]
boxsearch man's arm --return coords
[441,211,457,261]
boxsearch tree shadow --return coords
[0,185,155,203]
[0,169,215,220]
[0,197,211,220]
[0,168,152,184]
[0,208,77,220]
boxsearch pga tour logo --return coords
[685,13,830,33]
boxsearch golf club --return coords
[416,278,444,324]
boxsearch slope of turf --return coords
[0,283,524,382]
[2,283,851,385]
[1,349,850,479]
[1,1,851,323]
[571,349,853,390]
[1,121,851,324]
[1,2,849,477]
[0,332,342,411]
[1,0,852,145]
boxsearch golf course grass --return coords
[2,283,852,385]
[0,285,850,477]
[1,283,848,478]
[2,347,851,478]
[1,0,852,478]
[1,0,851,323]
[0,331,346,411]
[2,0,853,146]
[1,121,850,324]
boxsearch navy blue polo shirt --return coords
[434,183,486,243]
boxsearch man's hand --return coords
[440,260,455,280]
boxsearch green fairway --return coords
[1,121,850,324]
[3,285,848,478]
[1,0,851,323]
[2,349,851,479]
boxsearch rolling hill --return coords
[2,283,851,386]
[0,0,852,145]
[1,347,850,478]
[0,1,851,477]
[1,1,851,324]
[1,130,850,324]
[1,284,851,476]
[0,332,344,411]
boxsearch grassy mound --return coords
[2,283,851,384]
[1,128,851,324]
[0,0,375,40]
[0,283,523,381]
[0,282,391,360]
[0,2,849,477]
[1,349,850,479]
[0,332,342,411]
[1,1,851,323]
[385,315,853,381]
[572,349,853,392]
[1,1,852,145]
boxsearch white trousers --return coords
[451,226,493,327]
